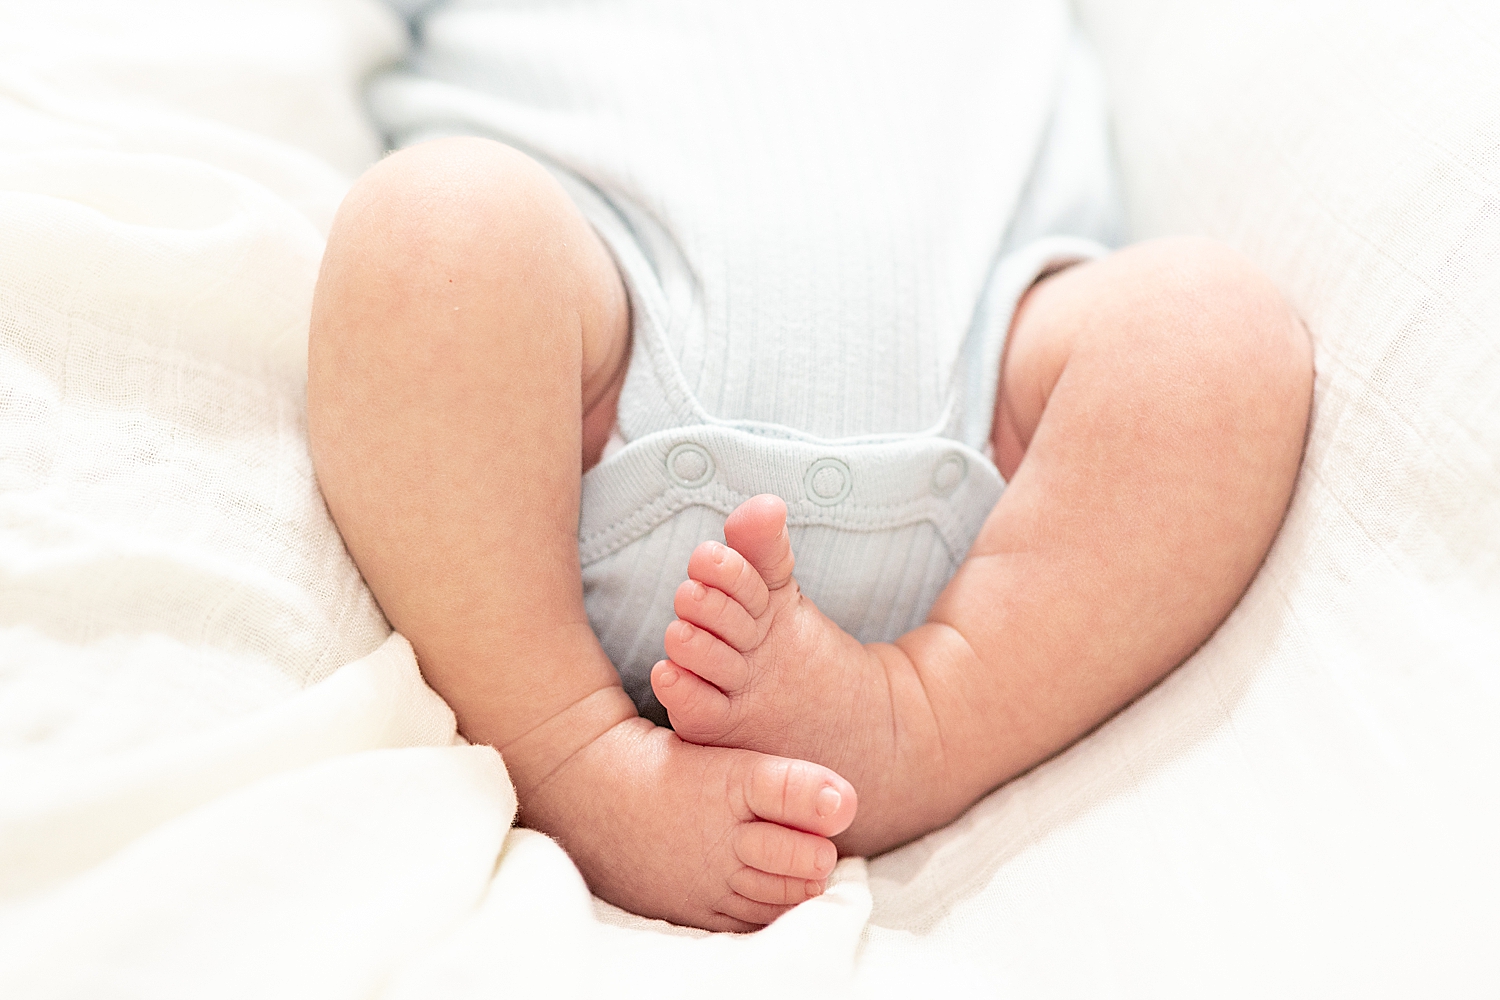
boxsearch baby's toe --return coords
[712,894,793,930]
[687,540,771,619]
[743,756,858,838]
[650,658,734,743]
[729,867,825,906]
[734,821,838,881]
[663,619,750,692]
[674,579,760,650]
[724,494,796,592]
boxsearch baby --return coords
[307,2,1312,931]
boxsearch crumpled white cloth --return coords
[1,0,1497,997]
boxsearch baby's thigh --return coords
[972,237,1311,691]
[939,242,1310,793]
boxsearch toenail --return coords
[688,581,707,600]
[710,542,727,564]
[673,620,694,641]
[658,666,679,687]
[816,844,836,873]
[816,786,842,817]
[807,880,824,897]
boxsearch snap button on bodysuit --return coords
[931,453,967,496]
[804,457,852,506]
[666,443,715,488]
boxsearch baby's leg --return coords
[307,138,855,930]
[655,237,1313,855]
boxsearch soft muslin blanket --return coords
[1,1,1497,997]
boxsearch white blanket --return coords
[1,1,1496,996]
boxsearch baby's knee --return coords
[327,137,587,295]
[1117,236,1312,409]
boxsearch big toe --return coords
[743,754,857,838]
[724,494,795,591]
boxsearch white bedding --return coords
[1,1,1496,996]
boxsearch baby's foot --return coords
[650,495,932,853]
[520,711,858,933]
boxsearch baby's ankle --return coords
[498,683,640,804]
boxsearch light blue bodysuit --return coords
[372,0,1122,723]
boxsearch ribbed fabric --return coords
[370,1,1122,719]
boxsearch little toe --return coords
[724,494,796,592]
[650,659,733,742]
[743,755,858,839]
[734,822,839,881]
[729,867,825,907]
[687,540,771,619]
[713,894,793,930]
[663,619,750,692]
[674,579,760,650]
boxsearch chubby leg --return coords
[308,137,855,930]
[654,237,1313,855]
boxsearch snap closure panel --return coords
[931,453,967,496]
[666,443,715,488]
[804,457,852,506]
